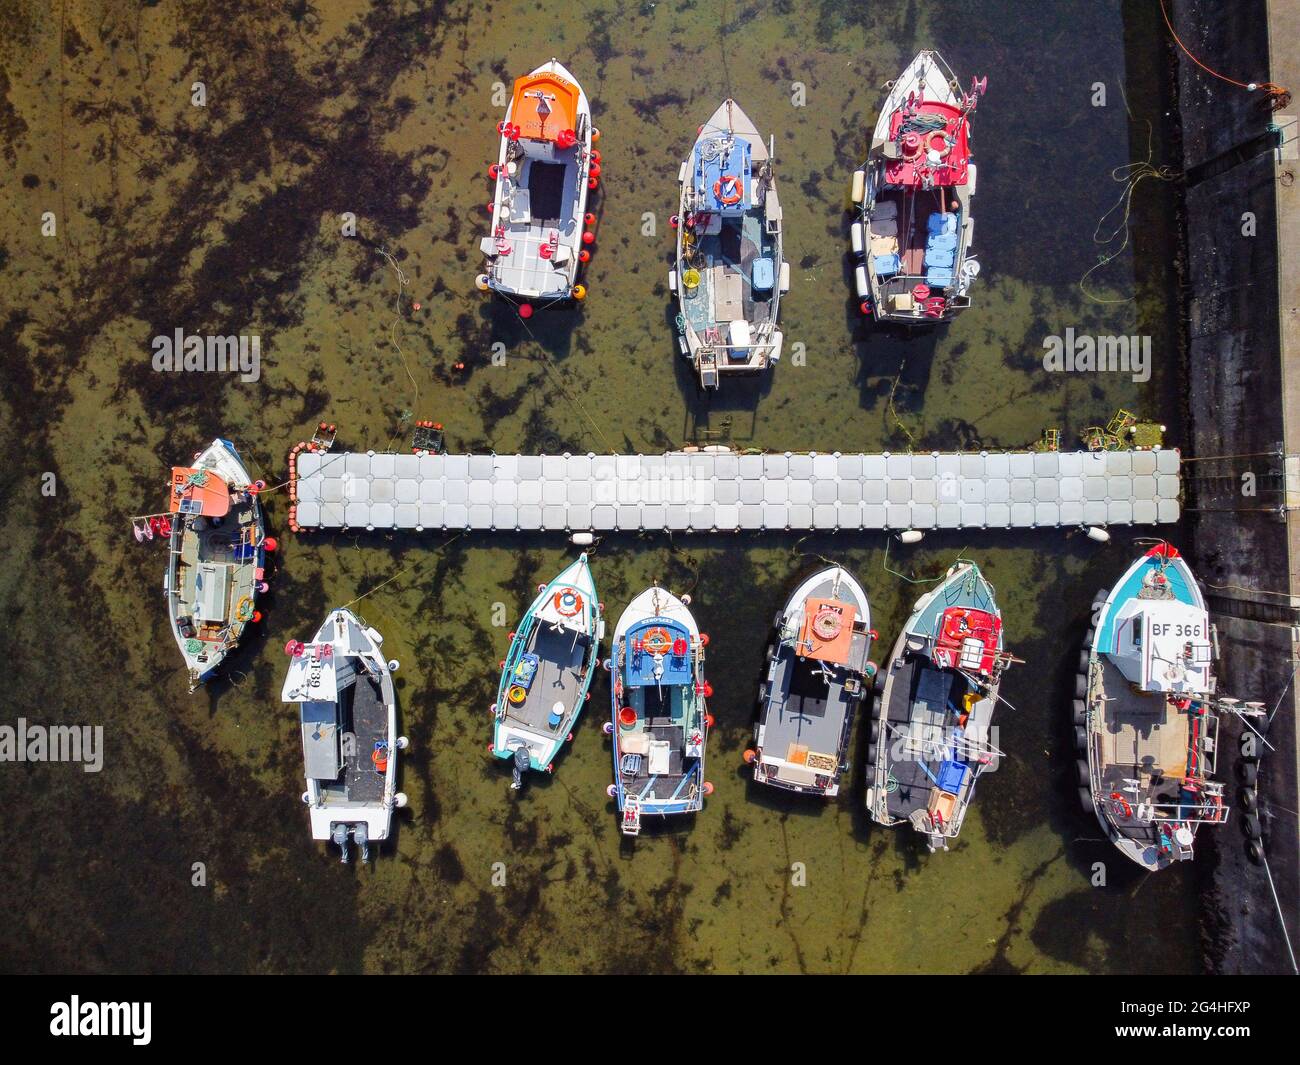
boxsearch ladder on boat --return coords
[621,793,643,837]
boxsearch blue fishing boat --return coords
[1078,543,1229,869]
[491,554,603,789]
[866,560,1013,850]
[604,586,714,836]
[671,99,787,389]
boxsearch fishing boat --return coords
[282,609,408,864]
[491,554,603,788]
[476,59,595,315]
[866,561,1012,851]
[605,586,714,836]
[745,566,874,797]
[670,99,787,389]
[162,439,271,692]
[851,50,985,323]
[1078,544,1230,869]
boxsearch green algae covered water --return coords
[0,1,1200,973]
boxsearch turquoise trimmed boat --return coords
[1078,543,1229,869]
[491,554,603,789]
[605,586,713,836]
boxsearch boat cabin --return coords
[1105,599,1212,694]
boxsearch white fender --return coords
[897,529,925,544]
[768,329,783,363]
[855,265,869,298]
[779,261,790,293]
[1085,526,1111,543]
[966,162,977,196]
[571,532,595,546]
[851,169,866,204]
[669,269,678,293]
[850,221,866,257]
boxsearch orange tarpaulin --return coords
[510,72,579,143]
[797,598,857,665]
[169,467,230,517]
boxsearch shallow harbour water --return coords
[0,0,1201,973]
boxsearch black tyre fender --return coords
[1076,759,1091,785]
[1073,698,1087,725]
[1078,786,1095,813]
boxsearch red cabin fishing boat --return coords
[851,50,986,323]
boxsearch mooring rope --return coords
[1158,0,1290,108]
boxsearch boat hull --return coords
[288,609,401,849]
[608,587,710,833]
[164,438,265,692]
[852,50,978,324]
[492,554,602,777]
[1082,547,1226,870]
[481,59,592,306]
[751,566,872,797]
[672,99,785,389]
[866,561,1004,850]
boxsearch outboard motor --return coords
[353,822,371,864]
[510,745,531,791]
[331,822,351,864]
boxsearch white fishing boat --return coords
[162,438,271,692]
[745,566,874,797]
[282,609,408,863]
[851,50,985,323]
[1079,544,1230,869]
[670,99,788,388]
[476,59,596,315]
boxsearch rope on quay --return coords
[1158,0,1290,108]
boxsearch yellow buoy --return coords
[475,274,490,292]
[573,284,587,301]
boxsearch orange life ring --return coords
[553,588,583,617]
[642,627,673,654]
[811,608,843,641]
[714,174,743,205]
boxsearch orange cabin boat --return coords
[168,467,231,517]
[510,71,580,143]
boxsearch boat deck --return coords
[878,648,987,823]
[681,213,775,338]
[341,672,387,804]
[619,718,699,803]
[506,624,590,733]
[1094,656,1191,810]
[764,653,855,765]
[292,448,1182,533]
[489,157,580,298]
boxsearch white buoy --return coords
[395,792,408,808]
[897,529,924,544]
[301,791,311,804]
[1085,526,1110,543]
[387,658,400,671]
[396,736,409,749]
[571,531,595,546]
[681,593,692,605]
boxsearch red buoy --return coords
[584,213,596,226]
[582,231,595,245]
[579,250,591,263]
[519,303,534,319]
[588,176,599,190]
[263,538,278,552]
